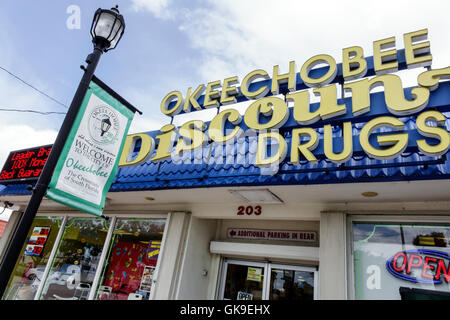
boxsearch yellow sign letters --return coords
[119,29,450,169]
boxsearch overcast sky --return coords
[0,0,450,220]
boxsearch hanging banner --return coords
[46,77,138,217]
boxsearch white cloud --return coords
[0,68,63,169]
[0,125,57,169]
[0,71,64,170]
[128,116,166,134]
[120,0,450,136]
[175,0,450,82]
[130,0,172,19]
[0,12,66,170]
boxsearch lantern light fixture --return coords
[90,5,125,52]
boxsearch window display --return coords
[352,221,450,300]
[39,217,110,300]
[1,215,167,300]
[95,218,166,300]
[2,217,63,300]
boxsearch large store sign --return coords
[118,28,450,172]
[45,79,135,217]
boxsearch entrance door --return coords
[220,260,267,300]
[219,259,317,300]
[267,263,317,300]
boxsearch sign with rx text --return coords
[45,78,135,217]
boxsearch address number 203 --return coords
[237,205,262,216]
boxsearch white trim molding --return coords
[209,241,319,261]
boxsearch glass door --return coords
[268,263,317,300]
[219,260,267,300]
[219,259,317,300]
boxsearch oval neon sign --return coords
[386,249,450,284]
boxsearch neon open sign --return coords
[386,249,450,284]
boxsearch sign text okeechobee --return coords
[119,29,450,170]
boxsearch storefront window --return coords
[269,268,314,300]
[2,216,63,300]
[39,217,110,300]
[95,218,166,300]
[223,263,265,300]
[352,221,450,300]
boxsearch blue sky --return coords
[0,0,450,210]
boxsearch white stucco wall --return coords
[174,217,218,299]
[319,211,347,300]
[152,211,191,299]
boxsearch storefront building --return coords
[1,29,450,300]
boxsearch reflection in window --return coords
[353,222,450,247]
[96,218,166,300]
[269,269,314,300]
[223,264,264,300]
[39,217,110,300]
[2,217,62,300]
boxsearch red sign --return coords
[24,226,51,257]
[386,249,450,284]
[0,145,52,183]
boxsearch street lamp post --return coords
[0,6,125,299]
